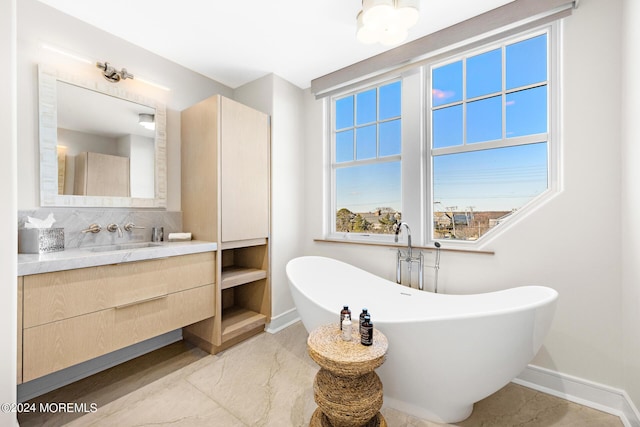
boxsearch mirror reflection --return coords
[56,81,156,198]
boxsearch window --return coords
[326,26,557,245]
[332,80,402,236]
[430,31,551,241]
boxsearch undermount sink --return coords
[88,242,163,252]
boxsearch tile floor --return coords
[18,322,623,427]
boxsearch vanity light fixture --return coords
[356,0,420,46]
[41,43,171,91]
[96,61,134,83]
[138,113,155,131]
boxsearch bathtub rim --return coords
[286,255,559,323]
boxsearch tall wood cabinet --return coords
[74,151,130,197]
[181,95,270,354]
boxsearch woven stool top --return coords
[307,324,388,376]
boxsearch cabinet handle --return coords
[115,294,168,309]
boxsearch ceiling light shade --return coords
[138,113,155,131]
[357,11,382,44]
[394,0,420,28]
[362,0,394,27]
[380,26,409,46]
[357,0,420,46]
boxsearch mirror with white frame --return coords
[38,65,167,208]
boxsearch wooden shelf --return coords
[221,238,267,250]
[221,266,267,290]
[221,306,267,342]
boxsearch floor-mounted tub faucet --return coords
[434,242,441,293]
[394,222,424,290]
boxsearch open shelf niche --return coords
[220,241,270,344]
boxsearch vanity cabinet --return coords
[181,95,270,354]
[19,252,215,382]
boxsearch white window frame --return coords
[426,24,560,246]
[326,77,407,243]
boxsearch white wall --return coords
[0,0,18,425]
[17,0,233,211]
[621,0,640,410]
[235,74,306,328]
[304,0,626,393]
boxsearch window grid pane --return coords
[333,80,402,235]
[430,30,550,242]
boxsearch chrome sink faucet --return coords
[81,223,101,234]
[124,222,145,232]
[107,223,123,238]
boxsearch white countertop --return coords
[18,240,217,276]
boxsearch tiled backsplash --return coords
[18,208,182,249]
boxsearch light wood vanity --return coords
[181,95,271,354]
[17,251,215,383]
[16,93,266,385]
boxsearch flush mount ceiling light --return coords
[96,61,134,83]
[138,113,155,131]
[357,0,420,46]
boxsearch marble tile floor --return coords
[18,321,623,427]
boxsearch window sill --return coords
[313,238,495,255]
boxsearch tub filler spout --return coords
[394,222,424,290]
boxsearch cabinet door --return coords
[220,97,269,242]
[74,152,130,197]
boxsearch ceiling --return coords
[37,0,514,90]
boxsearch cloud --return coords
[432,88,456,102]
[506,100,516,106]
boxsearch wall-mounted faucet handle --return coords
[123,222,145,232]
[106,223,123,238]
[81,223,101,233]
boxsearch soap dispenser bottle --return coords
[361,314,373,346]
[359,308,369,335]
[341,314,352,341]
[340,305,351,330]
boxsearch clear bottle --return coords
[341,314,352,341]
[359,308,369,335]
[340,305,351,330]
[361,314,373,346]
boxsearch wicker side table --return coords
[307,323,388,427]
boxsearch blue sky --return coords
[335,33,548,213]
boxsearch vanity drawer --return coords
[23,252,215,328]
[22,283,215,382]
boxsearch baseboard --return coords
[265,307,300,334]
[514,365,640,427]
[17,329,182,402]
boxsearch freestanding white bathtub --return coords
[286,256,558,423]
